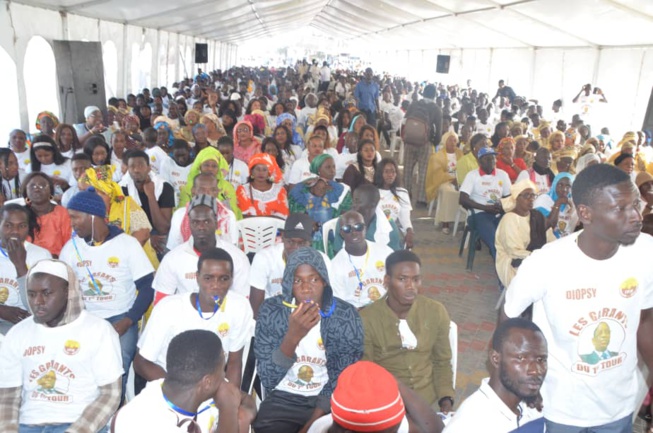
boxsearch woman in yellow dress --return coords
[78,164,159,268]
[425,131,464,234]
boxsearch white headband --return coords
[30,259,69,282]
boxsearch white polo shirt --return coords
[166,206,238,251]
[153,236,250,299]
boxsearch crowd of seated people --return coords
[0,60,652,433]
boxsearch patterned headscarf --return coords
[244,113,266,136]
[36,111,60,131]
[154,120,175,149]
[248,153,283,183]
[80,165,123,201]
[122,114,140,130]
[497,137,516,153]
[201,113,226,136]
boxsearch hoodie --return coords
[254,247,363,413]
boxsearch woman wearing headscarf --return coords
[575,153,600,173]
[237,153,288,218]
[79,165,158,268]
[180,109,202,143]
[425,131,464,235]
[153,118,176,153]
[289,153,352,250]
[495,179,549,289]
[276,113,305,148]
[495,137,527,183]
[200,113,226,146]
[637,171,653,217]
[233,120,262,165]
[179,146,239,218]
[534,172,578,239]
[35,111,59,138]
[122,114,142,148]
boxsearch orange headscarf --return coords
[248,153,283,183]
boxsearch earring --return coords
[268,176,275,183]
[50,195,54,201]
[25,197,31,205]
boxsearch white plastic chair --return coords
[238,217,283,254]
[321,217,339,253]
[452,205,468,237]
[390,132,404,165]
[449,321,458,387]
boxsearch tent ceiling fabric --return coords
[14,0,653,48]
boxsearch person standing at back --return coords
[402,84,442,207]
[354,68,380,127]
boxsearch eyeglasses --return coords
[518,193,537,199]
[236,128,250,134]
[341,223,365,234]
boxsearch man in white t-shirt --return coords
[154,194,250,304]
[0,260,122,432]
[217,137,249,190]
[501,163,653,432]
[249,213,332,318]
[444,318,547,433]
[60,188,155,397]
[331,211,393,309]
[166,173,238,251]
[136,248,253,389]
[459,147,511,259]
[159,139,192,207]
[115,330,256,433]
[0,204,52,334]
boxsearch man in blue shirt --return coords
[354,68,380,126]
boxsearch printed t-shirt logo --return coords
[63,340,80,356]
[218,322,230,338]
[375,260,385,273]
[619,277,637,298]
[107,256,120,268]
[0,286,8,304]
[368,286,382,302]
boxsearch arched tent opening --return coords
[23,36,59,132]
[103,40,118,98]
[0,46,20,142]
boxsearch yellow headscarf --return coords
[501,179,538,213]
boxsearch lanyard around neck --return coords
[71,231,101,295]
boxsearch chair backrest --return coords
[321,217,339,253]
[238,217,283,254]
[449,321,458,387]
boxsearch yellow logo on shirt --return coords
[63,340,80,355]
[235,171,241,176]
[0,287,8,304]
[151,155,156,162]
[375,260,385,273]
[24,159,30,165]
[498,180,503,187]
[53,170,61,177]
[317,337,324,351]
[620,277,638,298]
[107,257,119,268]
[218,322,230,337]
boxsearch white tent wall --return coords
[368,46,653,136]
[0,0,238,139]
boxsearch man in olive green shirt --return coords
[360,250,454,409]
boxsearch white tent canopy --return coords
[3,0,653,136]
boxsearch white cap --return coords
[30,259,69,282]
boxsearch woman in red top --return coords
[21,172,71,257]
[496,137,527,183]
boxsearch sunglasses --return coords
[341,223,365,234]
